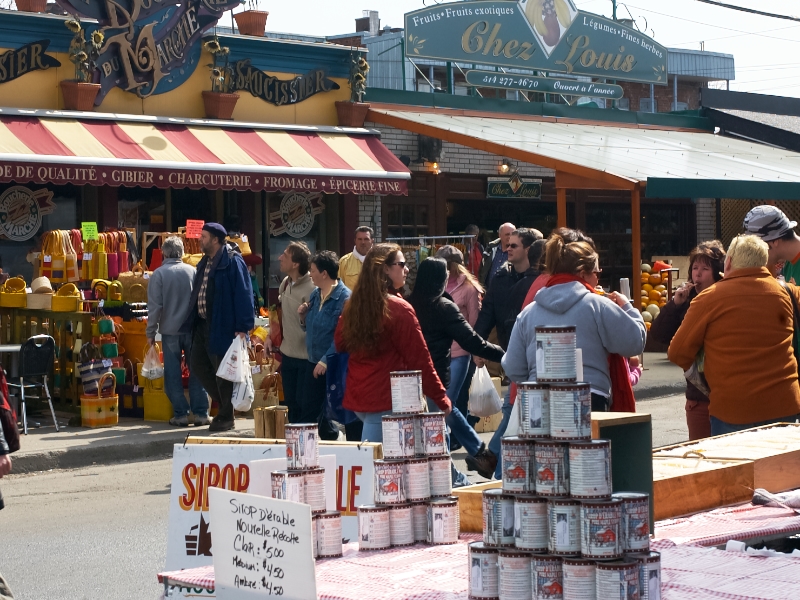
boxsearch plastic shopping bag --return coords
[140,344,164,380]
[468,366,503,417]
[216,336,247,382]
[232,368,255,412]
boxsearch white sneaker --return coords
[169,415,189,427]
[194,416,211,427]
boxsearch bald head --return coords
[499,222,516,250]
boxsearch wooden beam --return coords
[557,187,567,228]
[632,185,642,303]
[556,171,632,190]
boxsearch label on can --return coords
[548,500,581,555]
[411,502,428,542]
[312,515,318,559]
[627,551,660,600]
[428,455,452,497]
[518,383,550,438]
[535,443,570,496]
[534,326,577,382]
[562,558,596,600]
[391,370,425,414]
[469,542,499,599]
[404,458,431,501]
[532,555,563,600]
[382,415,417,459]
[316,511,343,558]
[421,413,447,456]
[498,551,531,600]
[358,506,391,551]
[549,385,591,441]
[427,499,459,544]
[285,424,319,470]
[513,497,548,551]
[502,438,535,494]
[390,503,414,547]
[413,416,425,456]
[595,562,639,600]
[304,467,326,514]
[374,460,406,504]
[483,490,515,547]
[580,500,622,559]
[615,493,651,552]
[271,470,304,504]
[569,441,612,499]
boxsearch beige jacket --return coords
[278,273,314,359]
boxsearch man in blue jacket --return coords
[185,223,254,432]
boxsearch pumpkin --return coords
[648,290,661,302]
[642,283,653,293]
[648,274,662,286]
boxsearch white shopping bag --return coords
[504,397,520,438]
[216,336,247,382]
[468,366,503,417]
[140,344,164,380]
[232,368,255,412]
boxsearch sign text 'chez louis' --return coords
[405,0,667,85]
[55,0,241,104]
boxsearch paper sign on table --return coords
[208,487,317,600]
[81,222,98,240]
[186,220,205,239]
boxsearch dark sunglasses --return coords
[388,261,407,268]
[507,243,520,249]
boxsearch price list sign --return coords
[208,487,317,599]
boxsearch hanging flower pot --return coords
[202,91,240,120]
[234,10,268,36]
[335,101,371,127]
[60,80,101,111]
[16,0,48,12]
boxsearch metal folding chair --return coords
[7,335,58,434]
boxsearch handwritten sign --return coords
[81,222,99,241]
[186,219,205,239]
[208,487,317,599]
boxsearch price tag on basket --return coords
[81,222,99,240]
[185,219,204,239]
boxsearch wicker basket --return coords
[52,283,81,312]
[80,372,119,428]
[26,292,53,310]
[0,277,27,308]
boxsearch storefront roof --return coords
[0,109,409,196]
[368,107,800,199]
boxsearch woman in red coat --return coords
[335,243,452,442]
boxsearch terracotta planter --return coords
[16,0,48,12]
[202,91,240,120]
[60,80,101,111]
[335,101,371,127]
[234,10,268,36]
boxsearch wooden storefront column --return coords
[632,185,642,300]
[557,187,567,228]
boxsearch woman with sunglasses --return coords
[503,229,646,412]
[335,243,452,442]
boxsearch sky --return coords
[252,0,800,98]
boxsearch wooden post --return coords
[632,185,642,302]
[557,187,567,228]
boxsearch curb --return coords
[636,383,686,401]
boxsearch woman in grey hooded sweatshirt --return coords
[503,230,646,411]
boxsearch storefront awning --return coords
[368,107,800,199]
[0,111,410,195]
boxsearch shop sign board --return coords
[405,0,668,85]
[487,175,542,199]
[55,0,241,104]
[81,221,98,240]
[0,185,56,241]
[0,40,61,85]
[185,219,205,239]
[270,192,325,238]
[232,61,340,107]
[465,69,623,98]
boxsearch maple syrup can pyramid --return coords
[381,414,417,459]
[468,542,500,600]
[532,555,563,600]
[580,498,623,560]
[315,511,343,558]
[534,326,577,382]
[549,383,592,441]
[390,370,425,414]
[358,505,391,551]
[518,382,550,438]
[285,423,319,470]
[501,437,535,494]
[569,440,612,499]
[271,470,304,504]
[374,459,406,504]
[482,489,515,547]
[614,492,651,552]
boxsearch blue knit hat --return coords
[202,222,227,242]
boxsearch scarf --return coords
[352,247,367,263]
[543,273,636,413]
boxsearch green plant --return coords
[65,17,103,83]
[204,36,234,93]
[349,53,369,103]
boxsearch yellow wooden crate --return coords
[144,389,173,422]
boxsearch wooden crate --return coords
[452,480,501,533]
[653,423,800,493]
[254,406,288,439]
[652,456,754,520]
[474,412,503,433]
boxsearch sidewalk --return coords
[8,352,685,474]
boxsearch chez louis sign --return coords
[0,40,61,85]
[231,60,339,106]
[405,0,667,85]
[55,0,241,104]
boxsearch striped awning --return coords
[0,114,409,195]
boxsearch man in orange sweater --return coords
[669,234,800,436]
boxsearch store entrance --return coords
[446,198,558,244]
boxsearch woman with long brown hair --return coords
[334,243,452,442]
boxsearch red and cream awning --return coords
[0,113,409,195]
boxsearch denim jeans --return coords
[489,388,513,479]
[710,414,798,436]
[447,355,471,406]
[355,410,393,443]
[163,333,208,419]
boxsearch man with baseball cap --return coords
[743,205,800,283]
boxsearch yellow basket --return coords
[52,282,81,312]
[143,389,173,421]
[80,372,119,428]
[0,277,27,308]
[109,280,124,301]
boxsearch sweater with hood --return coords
[502,281,646,398]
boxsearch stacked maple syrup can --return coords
[271,423,342,559]
[357,370,460,550]
[468,326,659,600]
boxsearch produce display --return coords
[639,261,673,330]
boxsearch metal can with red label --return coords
[514,495,548,552]
[391,370,425,414]
[428,455,452,498]
[548,498,581,556]
[518,382,550,439]
[532,555,563,600]
[469,541,500,600]
[316,511,343,558]
[569,440,612,499]
[358,505,391,551]
[498,550,531,600]
[501,437,535,494]
[404,457,431,501]
[304,467,326,514]
[562,558,597,600]
[534,326,577,383]
[421,412,448,456]
[271,470,305,504]
[374,459,406,505]
[482,489,515,547]
[427,497,459,545]
[595,561,639,600]
[285,423,319,470]
[549,383,591,441]
[580,498,623,560]
[626,551,661,600]
[534,441,570,496]
[389,503,415,547]
[614,492,651,552]
[411,501,428,542]
[381,414,417,459]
